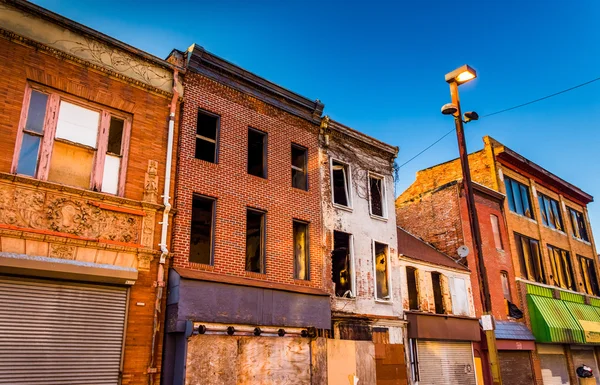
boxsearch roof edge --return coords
[329,119,399,156]
[397,226,470,271]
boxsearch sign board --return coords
[481,315,494,331]
[578,320,600,343]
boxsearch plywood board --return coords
[356,341,377,385]
[186,334,238,385]
[327,339,357,385]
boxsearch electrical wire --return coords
[397,76,600,169]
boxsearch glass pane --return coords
[16,133,41,176]
[197,111,218,139]
[512,181,524,215]
[504,179,516,212]
[25,91,48,134]
[48,141,94,189]
[55,101,100,148]
[246,210,264,273]
[107,117,124,155]
[332,231,352,297]
[195,138,216,162]
[293,221,309,280]
[538,196,548,226]
[550,199,563,230]
[519,184,531,217]
[190,196,214,265]
[370,177,383,216]
[520,236,534,280]
[292,169,307,190]
[530,240,544,283]
[374,242,389,299]
[101,154,121,194]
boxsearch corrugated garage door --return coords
[499,350,534,385]
[417,340,476,385]
[571,347,599,385]
[539,353,570,385]
[0,276,128,384]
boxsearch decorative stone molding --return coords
[143,160,159,203]
[48,243,75,260]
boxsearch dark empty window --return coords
[504,177,533,219]
[406,266,419,310]
[431,272,444,314]
[332,231,352,297]
[538,193,564,231]
[547,244,575,291]
[332,160,350,206]
[248,128,267,178]
[189,195,215,265]
[246,209,265,273]
[569,208,590,242]
[514,233,545,284]
[293,221,309,280]
[291,144,307,190]
[374,242,390,300]
[579,255,600,296]
[195,109,219,163]
[107,117,124,155]
[369,175,384,217]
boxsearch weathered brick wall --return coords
[172,72,325,290]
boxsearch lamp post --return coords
[444,65,502,385]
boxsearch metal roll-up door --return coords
[417,340,476,385]
[0,276,128,384]
[571,347,600,385]
[539,353,570,385]
[499,350,534,385]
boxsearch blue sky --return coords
[33,0,600,241]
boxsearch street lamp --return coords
[442,65,502,385]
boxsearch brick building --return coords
[162,44,330,385]
[0,1,181,384]
[397,136,600,385]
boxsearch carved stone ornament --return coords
[141,211,155,248]
[143,160,159,203]
[138,253,152,270]
[49,244,76,260]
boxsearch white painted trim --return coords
[329,157,353,209]
[372,239,392,302]
[367,171,388,219]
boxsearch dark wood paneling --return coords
[375,344,408,385]
[499,351,535,385]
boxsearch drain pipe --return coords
[148,69,180,385]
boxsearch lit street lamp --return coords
[442,65,502,385]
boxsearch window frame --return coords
[504,176,534,219]
[293,219,310,280]
[11,83,131,196]
[368,172,387,219]
[330,158,353,209]
[431,271,445,314]
[189,194,216,266]
[568,207,590,242]
[291,143,308,191]
[245,208,266,274]
[195,108,220,164]
[514,232,545,284]
[406,266,419,310]
[538,193,564,231]
[500,270,512,301]
[490,214,504,250]
[247,127,268,178]
[578,254,600,296]
[372,240,392,301]
[332,230,356,298]
[547,244,576,291]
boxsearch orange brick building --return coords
[0,1,181,384]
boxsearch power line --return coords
[397,76,600,169]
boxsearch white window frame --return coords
[332,230,357,298]
[449,276,469,316]
[372,239,392,302]
[368,171,387,219]
[330,158,353,210]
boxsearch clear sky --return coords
[33,0,600,242]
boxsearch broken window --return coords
[195,109,219,163]
[514,233,545,284]
[450,277,469,316]
[538,193,564,231]
[500,271,511,301]
[246,209,265,273]
[547,244,575,291]
[504,177,534,219]
[374,242,390,300]
[579,255,600,296]
[332,231,353,297]
[291,144,307,190]
[14,86,130,195]
[332,160,350,207]
[189,195,215,265]
[569,208,590,242]
[431,272,445,314]
[406,266,419,310]
[490,214,503,250]
[248,128,267,178]
[369,174,385,217]
[293,220,309,280]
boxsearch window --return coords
[246,209,265,273]
[579,255,600,296]
[538,193,564,231]
[547,245,575,291]
[500,271,511,301]
[331,160,350,207]
[373,242,390,300]
[293,221,309,280]
[13,86,130,195]
[569,208,590,242]
[490,214,503,250]
[195,109,219,163]
[450,277,469,316]
[332,231,353,297]
[431,272,445,314]
[291,144,308,190]
[189,195,215,265]
[504,177,534,219]
[514,233,545,283]
[406,266,419,310]
[247,128,267,178]
[369,174,386,217]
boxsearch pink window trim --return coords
[11,84,33,174]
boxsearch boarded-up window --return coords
[195,109,219,163]
[579,255,600,296]
[189,195,215,265]
[547,244,575,291]
[332,160,350,207]
[248,128,267,178]
[374,242,390,300]
[569,208,590,242]
[490,214,503,250]
[369,175,385,217]
[538,193,564,231]
[293,221,309,280]
[406,267,419,310]
[450,277,469,316]
[501,271,511,301]
[291,144,307,190]
[431,272,444,314]
[504,177,534,219]
[332,231,352,297]
[246,209,265,273]
[515,233,545,284]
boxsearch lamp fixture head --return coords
[445,64,477,85]
[441,103,458,116]
[463,111,479,122]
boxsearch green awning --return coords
[527,294,585,344]
[565,301,600,343]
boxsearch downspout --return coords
[149,69,180,385]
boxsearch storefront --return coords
[489,321,537,385]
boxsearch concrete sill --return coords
[370,214,388,222]
[510,211,537,224]
[333,203,353,213]
[573,237,592,246]
[542,225,567,236]
[374,299,393,305]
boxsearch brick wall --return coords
[172,72,325,290]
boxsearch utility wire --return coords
[397,76,600,169]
